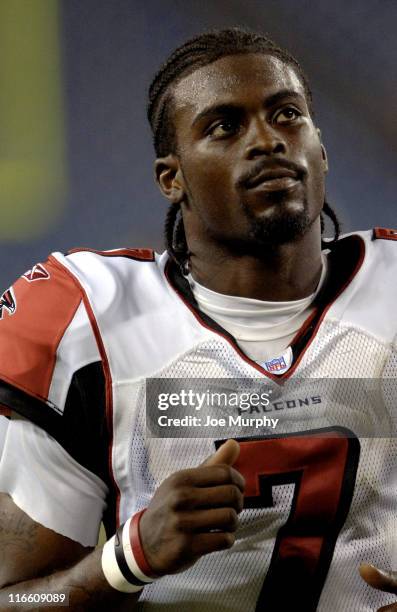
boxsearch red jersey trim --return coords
[67,247,155,262]
[0,259,82,406]
[373,227,397,242]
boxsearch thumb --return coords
[359,563,397,595]
[202,439,240,467]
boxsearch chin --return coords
[243,198,313,247]
[251,216,311,246]
[215,211,313,258]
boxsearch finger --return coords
[168,482,244,512]
[377,604,397,611]
[359,563,397,595]
[176,507,239,533]
[172,464,245,491]
[192,484,244,512]
[191,531,235,556]
[202,439,240,467]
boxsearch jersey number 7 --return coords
[216,427,360,611]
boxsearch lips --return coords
[246,168,300,190]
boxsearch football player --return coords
[0,28,396,611]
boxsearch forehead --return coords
[172,53,306,120]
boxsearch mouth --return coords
[246,168,301,192]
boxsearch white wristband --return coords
[101,535,144,593]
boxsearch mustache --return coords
[237,159,307,189]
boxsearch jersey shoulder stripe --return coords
[67,246,155,261]
[0,257,83,406]
[372,227,397,241]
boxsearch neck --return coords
[187,220,323,302]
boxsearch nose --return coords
[244,118,286,159]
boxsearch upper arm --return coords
[0,415,109,547]
[0,492,92,588]
[0,259,113,545]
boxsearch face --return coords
[157,53,328,252]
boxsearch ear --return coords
[154,154,185,204]
[317,128,329,173]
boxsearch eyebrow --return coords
[191,89,305,128]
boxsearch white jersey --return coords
[0,230,396,611]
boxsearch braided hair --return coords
[147,27,341,269]
[148,28,314,158]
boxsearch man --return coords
[0,28,396,611]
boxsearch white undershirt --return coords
[188,253,327,363]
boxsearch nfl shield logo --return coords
[265,356,287,372]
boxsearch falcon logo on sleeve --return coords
[22,263,50,282]
[0,288,17,320]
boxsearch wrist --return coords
[101,509,157,593]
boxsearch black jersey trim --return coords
[165,235,365,384]
[0,363,108,481]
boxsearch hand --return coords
[359,563,397,611]
[139,439,245,576]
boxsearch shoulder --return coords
[327,228,397,342]
[55,248,171,346]
[0,247,167,407]
[0,252,105,407]
[349,227,397,284]
[332,227,397,276]
[63,246,158,277]
[351,226,397,251]
[0,248,161,486]
[59,246,166,309]
[0,247,163,403]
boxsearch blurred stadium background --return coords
[0,0,396,289]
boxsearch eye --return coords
[207,120,239,139]
[273,106,302,125]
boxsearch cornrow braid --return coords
[147,27,313,158]
[164,204,189,272]
[321,200,341,248]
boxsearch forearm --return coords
[0,547,141,611]
[0,443,244,610]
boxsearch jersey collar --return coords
[164,234,365,383]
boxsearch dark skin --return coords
[0,436,244,610]
[0,53,395,610]
[156,53,327,301]
[155,52,397,609]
